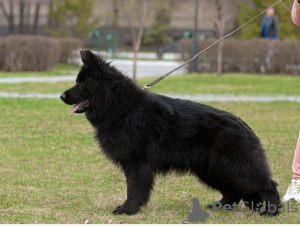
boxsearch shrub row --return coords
[178,39,300,75]
[0,36,82,71]
[58,38,82,64]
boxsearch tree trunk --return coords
[19,0,25,34]
[0,0,15,34]
[47,1,54,30]
[217,40,224,76]
[156,46,164,60]
[111,0,118,56]
[133,45,138,81]
[112,0,118,27]
[9,0,14,34]
[25,2,31,34]
[32,2,40,34]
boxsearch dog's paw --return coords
[112,204,140,215]
[112,206,123,215]
[259,210,280,217]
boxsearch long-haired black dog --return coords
[60,50,281,216]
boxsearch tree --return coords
[46,0,100,39]
[213,0,235,76]
[238,0,300,40]
[19,0,24,34]
[119,0,150,81]
[0,0,14,34]
[143,0,173,59]
[32,2,41,35]
[0,0,41,35]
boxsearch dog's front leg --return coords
[112,161,154,215]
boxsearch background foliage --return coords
[46,0,100,39]
[0,36,82,71]
[238,0,300,40]
[0,35,60,71]
[143,0,173,56]
[179,38,300,74]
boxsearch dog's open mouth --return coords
[70,99,90,116]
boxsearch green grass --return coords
[1,73,300,223]
[0,64,79,78]
[0,81,76,94]
[1,73,300,95]
[140,73,300,95]
[0,99,300,223]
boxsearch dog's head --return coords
[61,49,143,123]
[60,49,112,117]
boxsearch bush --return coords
[178,39,300,75]
[0,35,61,71]
[58,38,82,64]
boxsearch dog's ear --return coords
[79,49,97,65]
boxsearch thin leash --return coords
[142,0,284,90]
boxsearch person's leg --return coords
[292,131,300,180]
[283,131,300,202]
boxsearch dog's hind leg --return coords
[112,161,155,215]
[192,171,242,210]
[259,180,282,217]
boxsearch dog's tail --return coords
[259,180,282,216]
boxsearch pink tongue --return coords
[69,100,85,116]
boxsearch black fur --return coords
[60,49,281,216]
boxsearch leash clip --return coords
[142,84,150,90]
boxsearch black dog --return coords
[60,50,281,216]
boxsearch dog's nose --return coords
[60,93,66,101]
